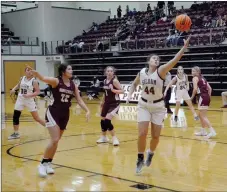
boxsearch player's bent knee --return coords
[100,120,107,132]
[13,110,21,125]
[52,137,60,145]
[105,119,114,131]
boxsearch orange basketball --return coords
[175,14,192,32]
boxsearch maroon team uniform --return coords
[101,77,120,117]
[45,77,75,130]
[197,76,210,109]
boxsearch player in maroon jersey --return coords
[191,66,216,139]
[26,64,90,178]
[97,66,124,146]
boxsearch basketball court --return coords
[2,95,227,191]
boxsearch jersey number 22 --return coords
[61,94,70,103]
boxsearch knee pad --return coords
[105,119,114,131]
[13,110,21,125]
[100,120,107,132]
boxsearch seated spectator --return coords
[176,31,187,46]
[87,76,100,100]
[203,15,211,27]
[223,14,227,26]
[211,17,217,27]
[96,37,109,52]
[147,3,151,12]
[195,15,203,28]
[216,15,224,27]
[132,8,137,15]
[166,29,177,47]
[71,39,84,53]
[117,5,122,18]
[157,14,167,24]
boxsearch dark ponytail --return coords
[58,64,69,78]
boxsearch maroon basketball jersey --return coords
[51,77,75,109]
[198,76,209,95]
[103,77,120,104]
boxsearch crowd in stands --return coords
[55,1,227,54]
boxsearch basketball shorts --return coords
[175,89,190,102]
[101,102,120,118]
[137,98,166,126]
[45,106,70,130]
[198,94,210,110]
[14,96,37,112]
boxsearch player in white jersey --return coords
[164,66,198,122]
[8,67,45,140]
[127,35,191,174]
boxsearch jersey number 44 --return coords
[144,86,155,94]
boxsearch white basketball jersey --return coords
[176,74,187,90]
[18,76,35,97]
[139,68,164,101]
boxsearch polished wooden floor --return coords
[2,94,227,191]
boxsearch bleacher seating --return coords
[55,1,226,54]
[1,23,25,45]
[66,44,227,96]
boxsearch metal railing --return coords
[45,30,226,55]
[1,36,39,46]
[1,37,43,55]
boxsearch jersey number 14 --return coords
[145,87,155,95]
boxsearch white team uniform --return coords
[14,76,37,112]
[175,74,190,102]
[137,68,166,125]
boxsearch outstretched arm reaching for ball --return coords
[126,73,140,103]
[158,35,191,80]
[26,65,58,88]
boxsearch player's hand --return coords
[10,89,15,96]
[85,111,91,122]
[163,91,167,98]
[26,65,38,77]
[109,84,113,91]
[126,96,132,104]
[23,94,32,98]
[183,34,191,48]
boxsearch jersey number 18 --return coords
[145,86,155,94]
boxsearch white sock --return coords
[209,127,215,132]
[201,128,206,132]
[147,149,154,154]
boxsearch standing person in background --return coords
[147,3,151,12]
[168,1,174,15]
[164,66,199,122]
[191,66,216,139]
[96,66,124,146]
[117,5,122,18]
[221,91,227,108]
[163,72,173,114]
[8,67,45,140]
